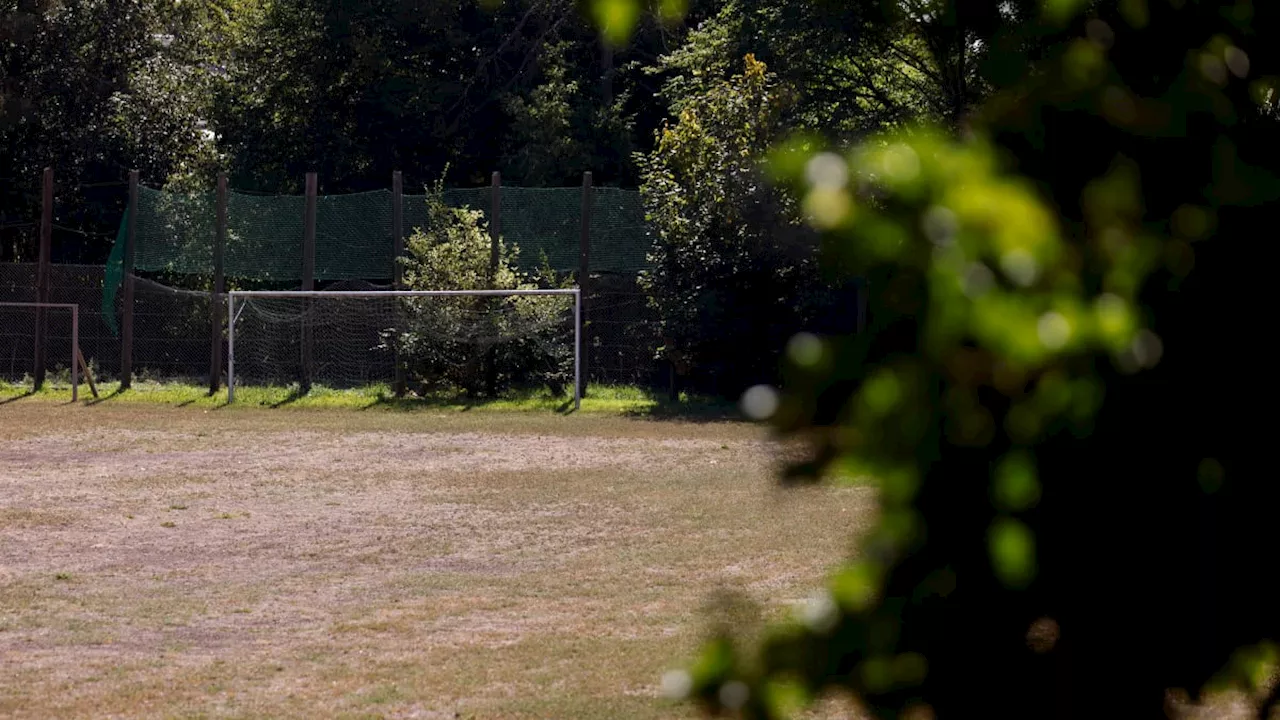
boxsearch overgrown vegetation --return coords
[394,188,573,397]
[641,2,1280,719]
[639,55,842,398]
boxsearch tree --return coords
[639,55,847,397]
[1,0,236,262]
[635,0,1049,397]
[212,0,679,193]
[649,0,1040,143]
[501,40,637,186]
[638,0,1280,717]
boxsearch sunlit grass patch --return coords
[0,378,734,418]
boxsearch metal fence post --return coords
[227,293,236,403]
[70,304,78,403]
[574,289,581,411]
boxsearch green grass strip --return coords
[0,378,736,418]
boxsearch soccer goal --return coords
[226,289,581,408]
[0,302,85,401]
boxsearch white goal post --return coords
[0,301,80,402]
[226,289,581,409]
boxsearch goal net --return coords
[0,302,82,400]
[227,289,580,407]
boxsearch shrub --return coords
[394,188,573,396]
[638,55,846,398]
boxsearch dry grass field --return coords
[0,400,873,719]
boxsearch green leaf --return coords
[989,518,1037,589]
[591,0,642,48]
[830,561,881,612]
[1042,0,1091,25]
[656,0,688,23]
[993,452,1041,512]
[763,676,811,718]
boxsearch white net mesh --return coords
[0,302,78,395]
[230,291,577,395]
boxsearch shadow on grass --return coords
[619,398,739,422]
[0,390,36,406]
[352,388,731,420]
[269,386,310,409]
[357,392,515,413]
[352,387,579,413]
[85,387,127,406]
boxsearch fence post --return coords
[33,167,53,390]
[70,305,78,403]
[392,171,407,397]
[578,171,592,399]
[209,174,227,394]
[489,171,501,277]
[121,170,138,389]
[301,172,317,391]
[485,171,501,396]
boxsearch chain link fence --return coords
[3,180,665,393]
[1,264,660,391]
[1,264,112,388]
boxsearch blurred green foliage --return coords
[601,0,1280,717]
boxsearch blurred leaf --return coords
[763,677,811,718]
[831,562,881,612]
[590,0,642,48]
[993,451,1041,512]
[989,518,1037,589]
[1042,0,1091,25]
[656,0,687,24]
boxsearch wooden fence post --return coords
[301,172,317,391]
[392,170,406,397]
[489,171,501,276]
[209,174,227,394]
[33,167,52,390]
[485,171,501,396]
[578,171,592,399]
[121,170,138,389]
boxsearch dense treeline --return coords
[1,0,1004,258]
[1,0,975,395]
[1,0,707,260]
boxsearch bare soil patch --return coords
[0,404,871,719]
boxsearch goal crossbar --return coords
[226,289,581,409]
[0,301,80,402]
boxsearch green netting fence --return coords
[97,182,662,387]
[106,185,652,312]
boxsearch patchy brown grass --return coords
[0,404,872,719]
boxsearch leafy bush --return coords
[638,55,848,398]
[661,3,1280,719]
[394,189,573,396]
